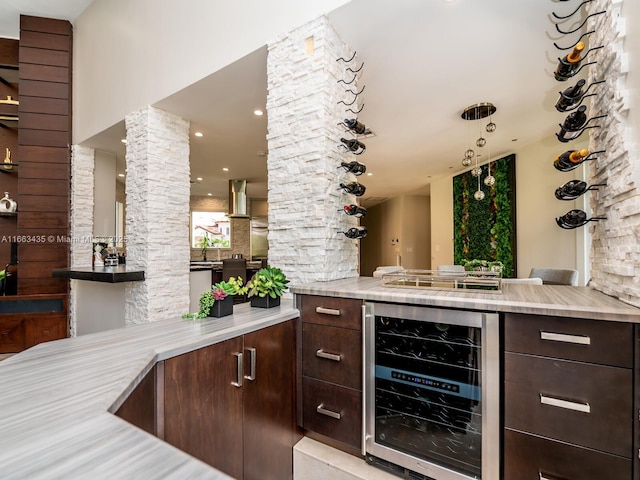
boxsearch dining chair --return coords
[528,268,579,286]
[437,265,466,276]
[501,277,543,285]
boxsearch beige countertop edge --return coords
[290,277,640,323]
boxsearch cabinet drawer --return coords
[505,352,632,457]
[300,295,362,330]
[303,323,361,390]
[504,313,633,368]
[504,428,631,480]
[302,376,361,449]
[0,318,25,352]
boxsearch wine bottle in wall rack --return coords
[553,148,590,172]
[554,41,585,81]
[339,226,368,239]
[339,204,367,217]
[343,118,367,135]
[338,182,366,197]
[339,160,366,176]
[555,79,586,112]
[340,137,366,155]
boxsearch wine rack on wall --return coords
[336,52,368,240]
[550,0,606,229]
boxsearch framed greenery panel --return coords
[453,154,517,277]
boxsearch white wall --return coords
[72,0,350,144]
[93,150,116,237]
[431,137,588,283]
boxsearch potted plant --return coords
[247,266,289,308]
[183,276,247,318]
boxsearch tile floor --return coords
[294,437,397,480]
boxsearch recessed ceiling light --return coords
[207,193,212,196]
[196,177,203,181]
[367,172,373,176]
[253,109,264,116]
[120,138,127,144]
[222,167,229,172]
[118,173,125,177]
[194,131,204,137]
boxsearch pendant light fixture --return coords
[461,102,497,201]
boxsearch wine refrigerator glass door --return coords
[363,303,500,480]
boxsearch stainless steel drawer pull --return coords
[316,307,341,316]
[540,331,591,345]
[244,347,256,381]
[231,352,243,388]
[316,349,342,362]
[540,394,590,413]
[316,404,341,420]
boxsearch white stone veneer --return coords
[586,0,640,306]
[124,106,191,324]
[266,15,360,286]
[69,145,96,337]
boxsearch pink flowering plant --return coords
[183,276,247,319]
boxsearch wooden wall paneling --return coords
[0,38,19,66]
[17,15,72,300]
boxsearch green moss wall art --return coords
[453,154,517,277]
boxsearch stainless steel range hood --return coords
[229,179,249,217]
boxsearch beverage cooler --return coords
[363,302,499,480]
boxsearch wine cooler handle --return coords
[244,347,256,381]
[231,352,243,388]
[316,307,341,316]
[361,304,367,456]
[540,394,590,413]
[316,404,341,420]
[540,331,591,345]
[316,349,342,362]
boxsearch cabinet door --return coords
[243,320,296,480]
[164,336,244,479]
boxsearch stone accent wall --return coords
[68,145,95,337]
[266,15,360,286]
[586,0,640,306]
[124,106,191,324]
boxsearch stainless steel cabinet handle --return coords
[540,331,591,345]
[540,394,590,413]
[245,347,256,381]
[231,352,243,388]
[316,349,342,362]
[316,307,341,316]
[316,404,341,420]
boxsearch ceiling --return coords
[2,0,585,207]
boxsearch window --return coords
[191,211,231,248]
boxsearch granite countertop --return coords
[0,301,299,479]
[290,276,640,323]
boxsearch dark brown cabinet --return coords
[503,313,634,479]
[297,295,363,454]
[163,320,296,480]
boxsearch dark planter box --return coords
[250,295,281,309]
[208,296,234,318]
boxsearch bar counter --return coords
[0,302,298,479]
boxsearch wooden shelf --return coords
[0,212,17,217]
[0,163,17,173]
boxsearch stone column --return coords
[586,0,640,306]
[68,144,95,336]
[266,15,361,286]
[124,106,191,324]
